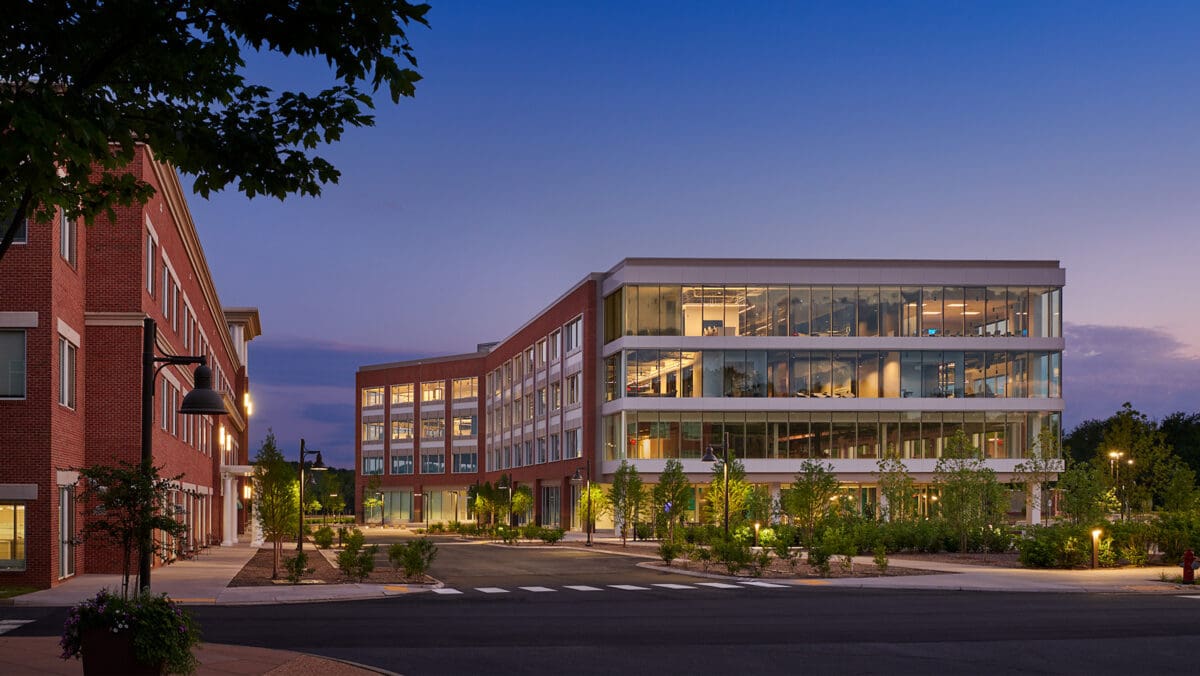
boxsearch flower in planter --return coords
[61,589,201,675]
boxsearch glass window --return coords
[767,350,789,397]
[636,285,662,336]
[1008,287,1029,337]
[660,350,681,398]
[879,287,901,337]
[421,381,445,402]
[982,287,1007,336]
[146,234,156,295]
[452,377,477,400]
[723,350,748,397]
[564,428,582,459]
[681,286,705,336]
[810,351,832,397]
[391,419,414,440]
[452,416,476,437]
[60,209,76,265]
[1029,287,1055,338]
[362,387,384,408]
[788,352,810,397]
[900,351,923,398]
[810,287,832,336]
[1050,352,1061,398]
[566,372,582,405]
[421,417,445,439]
[811,412,832,458]
[550,433,561,462]
[723,286,744,337]
[857,287,879,337]
[831,287,856,336]
[831,352,856,398]
[964,287,987,336]
[941,351,965,398]
[789,286,810,336]
[604,289,623,343]
[421,453,445,474]
[549,330,561,360]
[785,412,810,459]
[59,336,76,409]
[921,287,943,336]
[362,456,383,475]
[391,383,414,405]
[1009,352,1028,397]
[391,455,414,474]
[964,352,986,397]
[0,330,26,398]
[525,347,536,375]
[363,422,384,442]
[5,210,28,244]
[0,502,26,570]
[564,317,583,352]
[680,350,700,398]
[702,350,724,397]
[701,285,725,336]
[985,351,1008,397]
[624,285,639,337]
[742,286,769,336]
[856,351,880,399]
[901,287,921,337]
[921,351,943,398]
[550,382,561,410]
[768,286,789,336]
[856,412,879,459]
[942,286,965,337]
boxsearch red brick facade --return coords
[355,278,600,529]
[0,146,259,588]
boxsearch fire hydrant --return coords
[1184,549,1197,584]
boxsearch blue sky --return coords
[186,2,1200,467]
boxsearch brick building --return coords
[0,145,261,588]
[356,259,1064,530]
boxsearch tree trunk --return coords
[271,540,280,579]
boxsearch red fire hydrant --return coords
[1184,549,1197,584]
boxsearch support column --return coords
[1029,484,1043,525]
[222,475,236,545]
[879,492,890,522]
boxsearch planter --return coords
[80,627,164,676]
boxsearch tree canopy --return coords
[0,0,430,261]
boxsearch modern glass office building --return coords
[357,258,1064,527]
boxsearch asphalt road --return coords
[7,588,1200,674]
[361,533,702,588]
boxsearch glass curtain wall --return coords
[618,350,1060,399]
[606,285,1062,341]
[610,411,1060,461]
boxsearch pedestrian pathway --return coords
[425,581,795,597]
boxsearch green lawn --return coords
[0,586,37,599]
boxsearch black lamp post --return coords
[571,467,593,546]
[140,317,227,591]
[701,433,732,538]
[297,438,326,552]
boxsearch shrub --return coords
[497,525,520,545]
[873,543,888,574]
[772,537,798,571]
[749,549,773,577]
[712,537,752,576]
[538,527,565,545]
[1017,524,1089,569]
[388,538,438,578]
[337,532,378,582]
[634,522,654,541]
[819,525,857,572]
[757,527,777,550]
[1154,512,1200,562]
[313,526,334,549]
[284,550,309,584]
[521,524,543,541]
[693,545,713,571]
[1098,536,1119,567]
[658,540,680,565]
[807,544,832,577]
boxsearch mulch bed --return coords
[648,556,935,579]
[886,551,1023,568]
[228,546,432,587]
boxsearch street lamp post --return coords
[297,438,326,553]
[140,317,227,592]
[701,433,732,538]
[1091,529,1102,569]
[571,468,593,547]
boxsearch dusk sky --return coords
[185,2,1200,467]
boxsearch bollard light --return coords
[1091,529,1102,569]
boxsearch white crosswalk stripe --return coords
[1181,595,1200,599]
[426,581,794,597]
[0,620,33,635]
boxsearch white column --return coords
[770,485,782,522]
[222,475,236,546]
[879,492,891,522]
[1029,484,1043,525]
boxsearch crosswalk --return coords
[429,581,791,597]
[0,619,33,635]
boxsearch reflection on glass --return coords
[831,287,856,336]
[681,351,700,397]
[880,287,901,337]
[661,286,681,336]
[901,351,923,397]
[832,413,856,459]
[922,287,943,336]
[964,352,985,397]
[902,287,922,336]
[858,287,880,337]
[832,352,856,397]
[767,350,789,397]
[857,351,880,399]
[624,285,638,337]
[856,413,879,459]
[810,287,832,336]
[743,287,769,336]
[769,287,789,336]
[810,351,832,397]
[964,287,986,336]
[943,286,964,337]
[790,352,811,397]
[790,287,810,336]
[702,350,724,398]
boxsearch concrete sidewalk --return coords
[0,636,389,675]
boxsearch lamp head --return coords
[311,451,327,470]
[179,364,228,415]
[701,447,718,463]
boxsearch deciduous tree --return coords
[0,1,430,262]
[933,431,1006,552]
[252,431,298,579]
[652,459,692,542]
[608,460,645,546]
[783,459,839,544]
